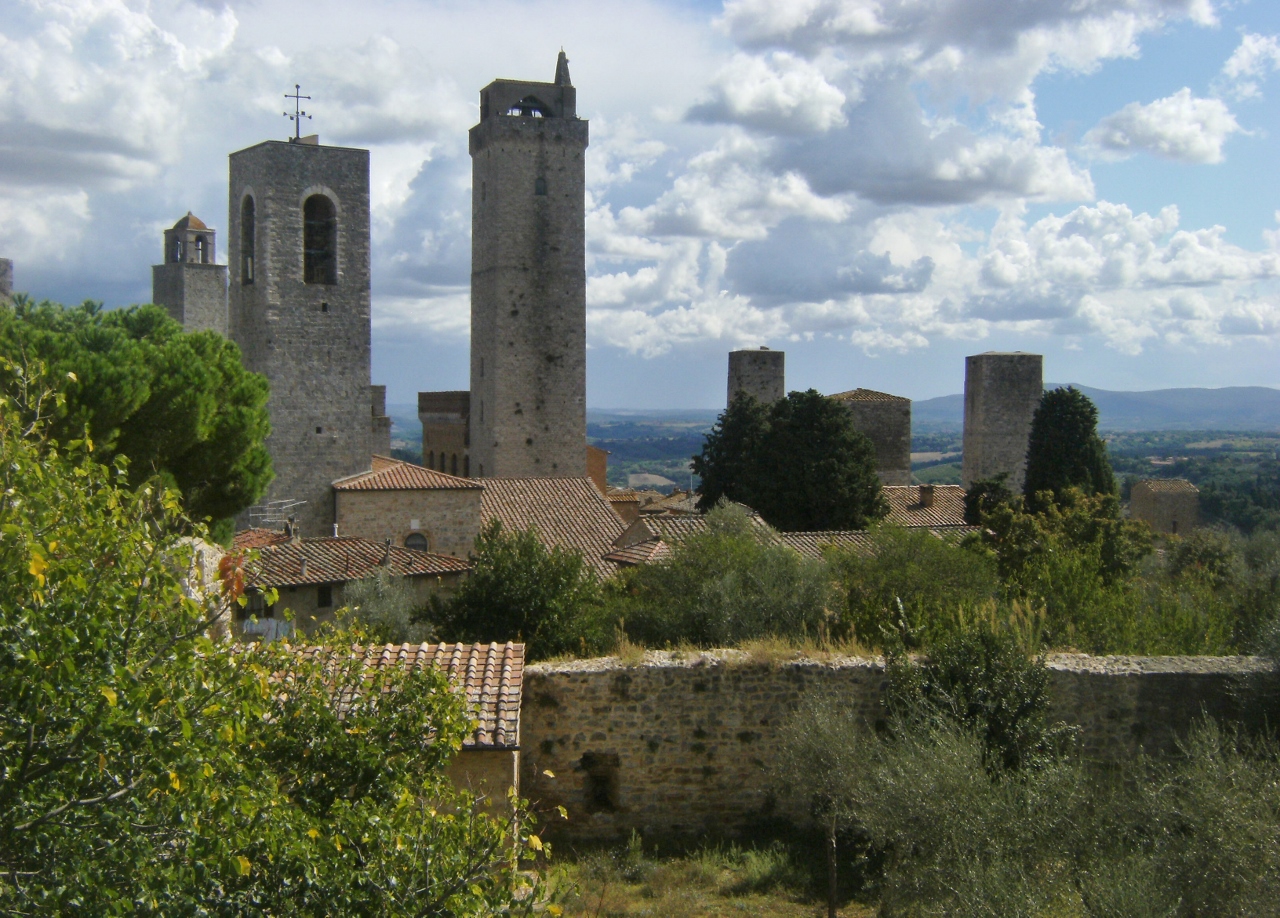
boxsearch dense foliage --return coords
[0,298,272,538]
[1023,386,1115,508]
[0,373,546,915]
[693,390,885,531]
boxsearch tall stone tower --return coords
[0,258,11,299]
[151,213,229,334]
[728,347,785,405]
[227,136,374,536]
[961,352,1043,491]
[469,51,588,478]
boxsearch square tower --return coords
[961,352,1043,491]
[469,51,588,478]
[151,212,229,335]
[227,138,373,536]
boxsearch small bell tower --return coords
[151,212,229,334]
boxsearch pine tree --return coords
[1022,386,1115,509]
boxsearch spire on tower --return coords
[554,49,571,87]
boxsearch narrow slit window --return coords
[534,176,547,196]
[241,196,255,285]
[303,194,337,285]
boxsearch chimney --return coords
[919,484,935,508]
[299,555,308,577]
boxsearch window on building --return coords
[172,238,183,263]
[534,176,547,196]
[451,454,458,476]
[194,236,206,264]
[303,194,337,285]
[317,584,333,608]
[241,196,255,284]
[427,450,435,468]
[237,589,275,621]
[404,532,429,552]
[464,455,470,477]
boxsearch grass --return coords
[549,834,874,917]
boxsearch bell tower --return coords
[468,51,588,478]
[151,212,229,334]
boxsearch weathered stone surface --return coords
[0,258,11,297]
[728,348,785,405]
[335,487,482,558]
[521,651,1268,843]
[962,351,1043,490]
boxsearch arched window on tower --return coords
[534,176,547,196]
[303,194,337,285]
[194,236,206,264]
[451,454,458,476]
[427,451,435,468]
[172,238,183,263]
[404,532,429,552]
[241,196,255,285]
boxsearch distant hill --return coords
[914,386,1280,431]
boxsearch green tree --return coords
[0,298,272,537]
[438,519,606,661]
[0,370,546,915]
[1023,386,1115,508]
[617,501,833,648]
[963,472,1014,526]
[340,567,436,644]
[693,389,885,531]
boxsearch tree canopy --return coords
[1023,386,1115,508]
[0,368,547,914]
[693,389,886,531]
[0,298,272,537]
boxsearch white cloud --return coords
[1085,89,1241,164]
[687,52,848,134]
[1220,32,1280,100]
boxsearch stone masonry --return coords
[0,258,12,298]
[469,52,588,479]
[370,384,392,458]
[520,651,1266,843]
[962,352,1043,491]
[227,138,374,536]
[151,213,229,335]
[334,485,482,558]
[727,348,785,405]
[419,390,470,476]
[1130,479,1200,535]
[830,388,912,485]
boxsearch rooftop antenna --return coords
[283,84,312,141]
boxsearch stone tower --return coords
[728,347,785,405]
[961,352,1043,491]
[151,213,229,334]
[829,388,912,485]
[0,258,11,299]
[227,136,375,536]
[419,390,470,476]
[468,51,588,478]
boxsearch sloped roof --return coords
[172,212,208,231]
[639,489,700,516]
[234,527,290,550]
[882,484,968,527]
[607,488,641,504]
[481,477,627,578]
[603,539,672,566]
[779,526,981,560]
[1134,478,1199,494]
[296,642,522,749]
[333,456,482,491]
[830,387,910,403]
[245,536,470,588]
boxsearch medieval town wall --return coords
[519,651,1266,843]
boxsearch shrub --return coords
[339,567,434,644]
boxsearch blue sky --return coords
[2,0,1279,408]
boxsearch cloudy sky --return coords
[3,0,1279,407]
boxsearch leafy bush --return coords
[436,519,607,660]
[615,502,833,648]
[339,567,435,644]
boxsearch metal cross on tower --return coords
[283,84,312,141]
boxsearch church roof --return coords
[171,211,208,231]
[333,456,482,491]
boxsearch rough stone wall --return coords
[370,385,392,458]
[1130,485,1200,535]
[151,263,229,335]
[335,487,482,558]
[962,352,1043,491]
[257,572,463,633]
[842,398,911,485]
[227,140,373,536]
[0,258,12,297]
[447,749,519,808]
[520,651,1265,843]
[419,390,470,475]
[469,79,588,479]
[727,349,785,405]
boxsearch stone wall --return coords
[728,348,785,405]
[519,651,1266,843]
[152,262,229,335]
[419,390,470,475]
[836,393,911,486]
[962,352,1043,491]
[1130,482,1200,535]
[335,486,482,558]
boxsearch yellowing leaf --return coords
[557,805,568,820]
[307,828,320,839]
[235,855,251,876]
[548,906,564,917]
[28,552,47,587]
[98,753,106,774]
[99,686,117,707]
[202,762,214,778]
[219,724,235,743]
[542,769,555,779]
[527,834,543,852]
[169,771,181,791]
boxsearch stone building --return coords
[370,385,392,458]
[467,51,588,478]
[227,135,385,536]
[419,390,470,476]
[0,257,12,298]
[727,347,785,405]
[1130,479,1200,535]
[829,388,912,485]
[962,352,1043,491]
[151,212,229,334]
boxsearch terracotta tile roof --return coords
[603,539,672,566]
[882,484,968,527]
[234,527,290,550]
[639,489,701,516]
[779,526,981,559]
[830,387,910,403]
[1134,478,1199,493]
[296,642,523,749]
[245,536,470,588]
[480,477,627,578]
[607,488,641,504]
[333,456,481,491]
